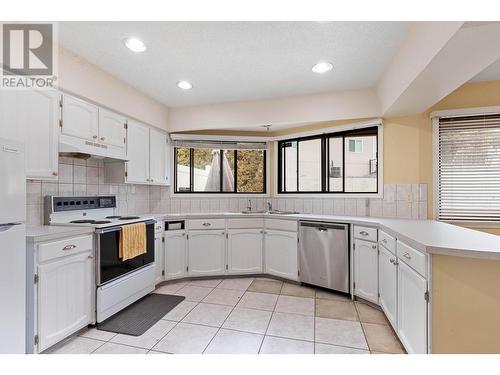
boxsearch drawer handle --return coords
[389,258,394,264]
[62,244,76,251]
[389,258,399,265]
[202,222,211,227]
[382,238,387,243]
[359,231,369,236]
[403,252,411,259]
[372,245,377,250]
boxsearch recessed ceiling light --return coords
[124,37,147,53]
[312,61,333,74]
[177,80,193,90]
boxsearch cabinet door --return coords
[397,260,428,354]
[98,109,126,148]
[379,245,397,327]
[164,231,187,280]
[0,90,59,179]
[227,229,263,274]
[165,138,172,186]
[154,233,164,285]
[353,238,378,304]
[188,231,226,276]
[37,252,93,352]
[126,120,150,183]
[264,230,298,281]
[149,128,168,185]
[61,94,99,141]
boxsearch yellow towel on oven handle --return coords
[119,222,147,261]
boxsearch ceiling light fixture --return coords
[124,37,147,53]
[312,61,333,74]
[177,80,193,90]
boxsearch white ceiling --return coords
[59,22,409,108]
[470,58,500,82]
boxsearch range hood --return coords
[59,134,129,162]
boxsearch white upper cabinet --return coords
[227,229,263,274]
[353,238,378,304]
[61,94,99,141]
[264,230,298,281]
[149,127,168,184]
[0,90,59,180]
[397,260,428,354]
[378,244,397,327]
[125,120,150,183]
[98,109,127,148]
[187,230,226,276]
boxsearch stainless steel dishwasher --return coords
[299,221,349,293]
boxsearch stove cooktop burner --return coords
[69,219,112,224]
[119,216,140,220]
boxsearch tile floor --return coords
[46,277,406,354]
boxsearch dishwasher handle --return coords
[300,221,348,231]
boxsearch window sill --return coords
[274,193,383,199]
[171,193,270,198]
[441,220,500,229]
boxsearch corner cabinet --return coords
[378,244,397,327]
[227,229,263,274]
[353,238,379,304]
[187,231,226,276]
[164,230,187,280]
[264,230,298,281]
[0,90,59,180]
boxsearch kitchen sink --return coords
[240,210,299,215]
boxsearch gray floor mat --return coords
[96,293,185,336]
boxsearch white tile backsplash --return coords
[27,158,429,226]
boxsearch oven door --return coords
[96,220,155,286]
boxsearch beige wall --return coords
[432,254,500,353]
[58,47,169,130]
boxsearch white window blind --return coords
[437,114,500,222]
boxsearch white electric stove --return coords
[44,195,157,323]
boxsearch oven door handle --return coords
[95,219,157,234]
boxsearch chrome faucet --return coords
[267,201,272,212]
[247,199,252,212]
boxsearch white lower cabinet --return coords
[227,229,263,274]
[154,230,164,285]
[164,230,187,280]
[353,238,378,304]
[378,245,397,327]
[264,230,298,281]
[187,230,226,276]
[397,260,428,354]
[37,250,93,352]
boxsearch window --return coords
[435,114,500,222]
[174,145,266,194]
[278,127,378,194]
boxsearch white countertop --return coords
[159,212,500,260]
[26,225,94,242]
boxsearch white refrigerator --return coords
[0,138,26,353]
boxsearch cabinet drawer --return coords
[378,230,396,254]
[38,235,93,263]
[188,218,225,230]
[265,219,297,232]
[353,225,377,242]
[397,241,426,277]
[227,218,264,229]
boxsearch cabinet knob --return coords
[403,252,411,260]
[372,245,377,249]
[52,171,58,176]
[100,137,105,141]
[93,135,98,139]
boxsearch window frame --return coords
[173,147,268,195]
[276,125,382,197]
[432,107,500,225]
